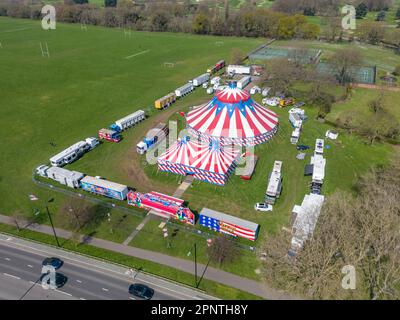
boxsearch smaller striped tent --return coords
[199,207,260,241]
[158,136,240,186]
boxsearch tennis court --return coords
[249,46,321,64]
[317,62,376,84]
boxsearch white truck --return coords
[110,110,145,132]
[175,83,194,97]
[192,73,210,87]
[291,127,301,144]
[210,76,220,85]
[85,137,99,149]
[136,123,169,155]
[265,161,283,205]
[315,139,324,155]
[227,65,251,75]
[237,76,251,89]
[289,112,303,128]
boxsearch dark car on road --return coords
[42,257,63,270]
[129,283,154,300]
[40,272,68,288]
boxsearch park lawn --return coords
[326,87,400,125]
[0,16,263,218]
[0,224,262,300]
[129,218,262,281]
[272,40,400,72]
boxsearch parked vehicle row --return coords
[49,138,99,167]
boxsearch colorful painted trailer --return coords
[155,92,177,110]
[80,176,129,200]
[127,191,195,225]
[199,208,260,241]
[215,59,225,71]
[98,128,121,143]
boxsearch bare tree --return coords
[330,48,363,85]
[207,236,239,266]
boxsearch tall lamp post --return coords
[45,204,60,247]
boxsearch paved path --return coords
[173,176,194,198]
[0,214,298,300]
[122,214,152,246]
[354,83,400,92]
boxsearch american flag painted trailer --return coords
[199,207,260,241]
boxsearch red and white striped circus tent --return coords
[158,136,240,186]
[186,82,279,146]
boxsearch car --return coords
[40,272,68,288]
[254,203,273,212]
[296,145,310,151]
[42,257,63,270]
[129,283,154,300]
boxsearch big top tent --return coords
[186,82,279,146]
[158,136,240,186]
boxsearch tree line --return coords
[0,0,320,40]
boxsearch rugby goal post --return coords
[163,62,175,68]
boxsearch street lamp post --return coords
[45,205,60,247]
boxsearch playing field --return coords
[0,17,263,217]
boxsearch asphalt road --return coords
[0,242,188,300]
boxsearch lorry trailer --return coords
[50,141,91,167]
[155,93,176,110]
[175,83,194,97]
[227,65,251,75]
[98,128,121,143]
[192,73,210,87]
[80,176,129,200]
[237,76,251,89]
[110,110,145,132]
[265,161,283,204]
[44,166,84,189]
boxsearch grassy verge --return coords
[0,223,262,300]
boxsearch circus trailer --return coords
[175,83,194,98]
[265,161,283,205]
[98,128,121,143]
[215,60,225,71]
[110,110,145,132]
[127,191,195,225]
[44,166,84,189]
[49,140,90,167]
[199,208,260,241]
[236,76,251,89]
[155,92,177,110]
[80,176,129,200]
[227,65,251,75]
[240,153,258,180]
[192,73,210,87]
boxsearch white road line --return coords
[76,280,82,283]
[29,281,36,285]
[27,265,33,268]
[4,257,10,261]
[3,273,21,280]
[125,50,149,59]
[129,297,136,300]
[55,289,72,297]
[102,288,109,292]
[80,297,86,300]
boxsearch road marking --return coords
[3,273,21,280]
[76,280,82,283]
[4,257,10,261]
[129,297,136,300]
[27,264,33,268]
[102,288,109,292]
[125,50,149,59]
[80,297,86,300]
[29,281,36,285]
[55,289,72,297]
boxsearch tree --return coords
[207,236,238,266]
[330,48,363,85]
[356,3,368,19]
[358,22,385,44]
[105,0,117,7]
[261,157,400,299]
[59,198,95,230]
[376,10,386,21]
[230,48,245,65]
[192,13,210,34]
[149,10,170,32]
[396,8,400,20]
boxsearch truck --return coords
[45,166,85,189]
[98,128,121,143]
[49,141,91,167]
[175,83,194,98]
[210,76,220,85]
[227,65,251,75]
[85,137,99,150]
[279,98,295,108]
[192,73,210,87]
[315,139,324,155]
[215,60,225,71]
[237,76,251,89]
[290,127,301,144]
[155,93,176,110]
[136,123,169,154]
[80,176,129,200]
[110,110,145,132]
[265,161,283,205]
